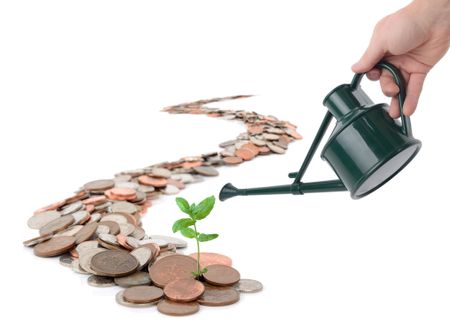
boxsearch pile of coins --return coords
[23,95,301,315]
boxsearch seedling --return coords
[172,195,218,278]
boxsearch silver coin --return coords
[115,181,140,190]
[219,139,238,148]
[27,210,61,229]
[72,210,90,224]
[100,213,128,225]
[126,236,141,249]
[95,224,110,235]
[138,185,155,193]
[151,167,172,178]
[98,233,119,246]
[267,142,286,154]
[220,146,236,157]
[130,247,152,270]
[79,248,107,274]
[130,226,146,240]
[76,240,99,255]
[193,166,219,177]
[61,201,84,216]
[250,136,266,146]
[143,238,168,248]
[119,223,135,236]
[114,174,132,183]
[163,185,180,195]
[23,234,53,247]
[71,259,90,275]
[170,173,194,184]
[149,235,188,248]
[109,201,139,214]
[262,133,280,141]
[266,127,285,134]
[87,275,116,287]
[90,213,102,222]
[234,279,263,293]
[114,271,151,287]
[115,290,158,308]
[55,225,83,237]
[95,202,111,211]
[59,254,74,267]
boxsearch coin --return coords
[105,188,137,201]
[149,254,198,287]
[60,201,84,216]
[79,248,107,274]
[109,201,139,214]
[34,236,76,257]
[83,179,115,192]
[76,240,99,255]
[162,184,180,195]
[235,148,255,161]
[98,221,120,235]
[101,213,128,225]
[115,290,159,308]
[137,176,168,188]
[87,275,116,287]
[149,235,187,248]
[267,142,286,154]
[39,214,74,236]
[59,254,74,267]
[193,166,219,177]
[188,252,232,268]
[198,284,240,306]
[27,210,61,229]
[74,221,98,244]
[71,258,90,274]
[157,299,199,316]
[150,167,172,178]
[223,156,243,165]
[203,264,240,286]
[55,224,83,237]
[90,250,139,277]
[71,210,90,224]
[122,286,164,304]
[234,279,263,293]
[23,233,53,247]
[114,271,151,287]
[82,195,107,206]
[130,247,152,270]
[98,233,119,246]
[163,278,205,302]
[119,223,135,236]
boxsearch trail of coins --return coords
[23,95,301,315]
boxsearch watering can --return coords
[219,61,421,201]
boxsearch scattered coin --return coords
[198,284,240,306]
[114,271,151,287]
[149,235,187,248]
[83,179,115,193]
[123,286,164,304]
[99,221,120,235]
[116,290,159,308]
[71,258,90,275]
[74,221,98,244]
[60,201,84,216]
[23,233,53,247]
[203,264,241,286]
[164,278,205,302]
[193,166,219,177]
[27,210,61,229]
[149,254,198,287]
[90,250,139,277]
[34,236,76,257]
[39,214,74,236]
[157,299,199,316]
[234,279,263,293]
[59,254,74,267]
[88,275,116,287]
[79,248,107,274]
[188,252,232,268]
[130,247,152,270]
[55,224,83,237]
[223,156,243,165]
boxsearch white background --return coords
[1,1,449,327]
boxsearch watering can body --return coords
[219,61,421,202]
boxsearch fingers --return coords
[352,33,386,73]
[366,68,381,81]
[389,96,400,119]
[379,69,399,97]
[403,73,426,116]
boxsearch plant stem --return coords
[193,223,201,278]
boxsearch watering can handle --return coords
[350,60,413,137]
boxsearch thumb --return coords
[352,38,386,73]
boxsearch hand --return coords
[352,0,450,118]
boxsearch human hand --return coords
[352,0,450,118]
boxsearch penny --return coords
[123,286,164,304]
[106,188,137,201]
[114,271,152,287]
[79,248,107,274]
[87,275,116,287]
[198,284,240,306]
[149,254,198,287]
[234,279,263,293]
[115,290,159,308]
[149,235,187,248]
[157,299,199,316]
[34,200,65,214]
[82,195,107,206]
[193,166,219,177]
[64,191,88,204]
[39,215,74,236]
[27,210,61,229]
[258,146,271,154]
[74,221,98,244]
[83,179,115,192]
[235,148,255,161]
[61,201,84,216]
[130,247,152,270]
[59,254,74,267]
[98,221,120,235]
[203,264,240,286]
[240,142,260,155]
[188,252,232,268]
[90,250,139,277]
[34,236,76,257]
[23,233,53,247]
[137,176,168,188]
[223,156,243,165]
[164,278,205,302]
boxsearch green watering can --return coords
[219,61,421,201]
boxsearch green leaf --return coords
[192,195,215,220]
[176,197,191,215]
[197,233,219,242]
[172,218,195,233]
[201,267,208,274]
[180,227,197,238]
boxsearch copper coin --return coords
[82,195,107,206]
[64,190,88,204]
[198,284,240,306]
[258,146,271,154]
[74,221,98,244]
[137,175,168,187]
[235,148,255,161]
[181,161,203,168]
[90,250,139,277]
[110,187,137,198]
[33,200,66,214]
[33,236,76,257]
[286,128,302,140]
[188,252,232,268]
[240,142,260,155]
[39,215,74,236]
[247,125,264,134]
[149,254,198,287]
[83,179,115,192]
[157,299,199,316]
[122,286,164,304]
[164,278,205,302]
[203,264,240,286]
[223,156,243,165]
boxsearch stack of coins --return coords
[24,95,299,315]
